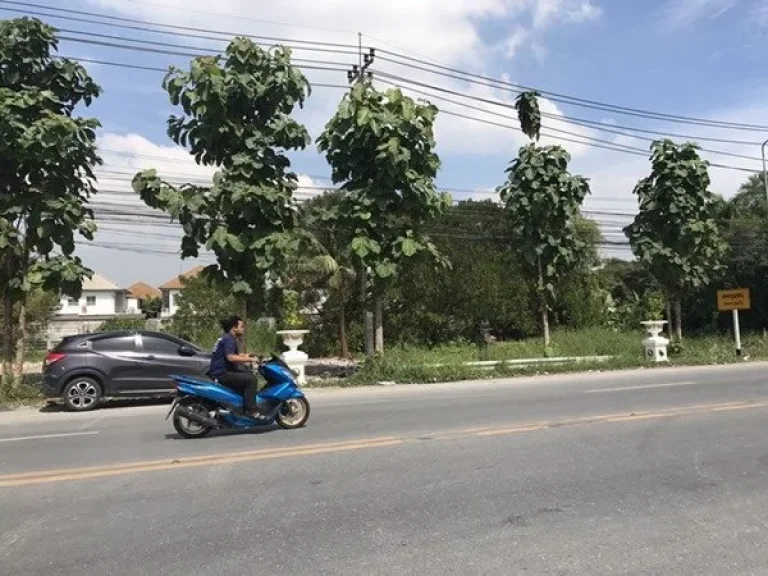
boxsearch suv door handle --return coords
[141,355,156,360]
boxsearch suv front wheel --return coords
[62,377,103,411]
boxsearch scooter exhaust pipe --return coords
[175,405,219,428]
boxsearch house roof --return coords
[127,281,162,300]
[159,265,205,290]
[82,273,121,292]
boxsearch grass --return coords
[0,374,43,409]
[376,327,638,366]
[309,327,768,387]
[3,328,766,404]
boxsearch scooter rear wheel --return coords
[276,397,310,430]
[173,397,214,439]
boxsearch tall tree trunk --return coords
[666,298,673,342]
[674,298,683,342]
[13,249,30,384]
[241,298,249,353]
[360,269,374,357]
[2,294,13,390]
[13,302,26,383]
[338,282,350,359]
[2,252,14,390]
[374,296,384,355]
[537,258,550,348]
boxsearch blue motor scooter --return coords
[166,356,310,439]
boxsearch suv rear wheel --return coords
[62,377,103,411]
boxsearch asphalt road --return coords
[1,363,768,574]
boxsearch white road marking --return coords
[586,381,698,394]
[78,415,107,431]
[0,431,100,444]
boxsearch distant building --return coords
[127,282,161,303]
[56,274,133,317]
[159,266,205,317]
[48,274,145,347]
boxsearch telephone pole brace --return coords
[347,42,375,84]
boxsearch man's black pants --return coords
[219,371,258,412]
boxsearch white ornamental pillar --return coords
[276,330,310,385]
[640,320,669,363]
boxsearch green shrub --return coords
[97,317,146,332]
[248,322,280,356]
[280,290,304,329]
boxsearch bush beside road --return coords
[2,327,762,409]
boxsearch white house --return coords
[56,274,132,317]
[126,281,161,315]
[159,266,204,317]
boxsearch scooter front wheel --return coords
[276,397,310,430]
[173,397,214,439]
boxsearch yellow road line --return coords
[476,423,550,437]
[0,436,399,482]
[0,437,400,487]
[478,401,768,437]
[3,400,767,488]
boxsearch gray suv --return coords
[43,331,211,411]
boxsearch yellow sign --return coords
[717,288,751,311]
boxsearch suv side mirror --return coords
[178,345,197,357]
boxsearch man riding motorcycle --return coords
[208,315,265,420]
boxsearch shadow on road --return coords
[164,425,278,441]
[39,396,174,413]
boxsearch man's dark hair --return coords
[220,315,242,333]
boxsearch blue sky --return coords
[3,0,767,285]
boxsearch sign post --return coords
[717,288,751,357]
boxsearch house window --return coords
[86,296,96,306]
[67,298,78,307]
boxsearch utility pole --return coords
[762,138,768,206]
[347,38,376,356]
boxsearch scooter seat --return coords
[170,374,214,387]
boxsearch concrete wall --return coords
[45,315,146,349]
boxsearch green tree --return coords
[552,217,606,329]
[498,91,591,348]
[389,200,537,344]
[132,37,311,344]
[726,174,767,219]
[0,18,101,388]
[139,296,162,319]
[624,139,727,342]
[165,274,239,348]
[317,80,449,355]
[0,287,59,356]
[299,191,356,357]
[678,177,768,335]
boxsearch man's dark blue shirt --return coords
[209,332,238,378]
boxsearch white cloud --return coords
[499,28,529,59]
[660,0,737,30]
[95,132,319,200]
[87,0,602,156]
[533,0,602,28]
[752,0,768,26]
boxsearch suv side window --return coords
[142,335,182,356]
[91,335,136,352]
